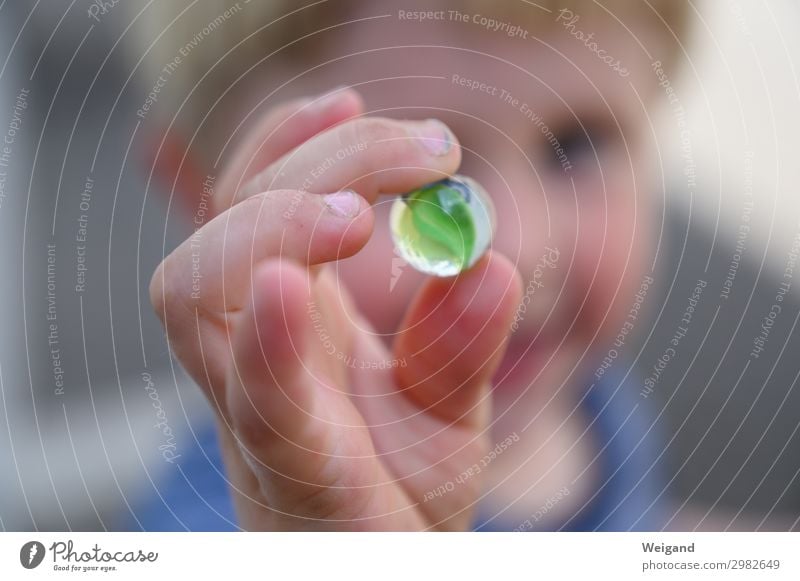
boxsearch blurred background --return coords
[0,0,798,530]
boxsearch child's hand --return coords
[150,89,522,530]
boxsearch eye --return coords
[544,119,617,172]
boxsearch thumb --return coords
[392,251,523,427]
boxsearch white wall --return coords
[665,1,800,279]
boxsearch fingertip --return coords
[317,189,375,259]
[476,251,524,317]
[425,251,523,330]
[393,250,522,423]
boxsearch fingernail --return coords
[323,190,361,219]
[415,119,454,157]
[310,86,349,112]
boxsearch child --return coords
[137,0,689,530]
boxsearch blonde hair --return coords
[128,0,690,152]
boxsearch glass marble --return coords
[390,175,495,277]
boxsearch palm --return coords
[215,266,491,530]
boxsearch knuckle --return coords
[287,484,371,522]
[349,118,423,182]
[148,261,167,323]
[351,117,405,149]
[212,186,236,214]
[281,467,377,523]
[271,97,308,121]
[149,249,199,327]
[236,190,281,218]
[242,189,319,221]
[238,189,275,212]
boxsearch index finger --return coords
[236,116,462,205]
[215,88,364,214]
[151,188,374,321]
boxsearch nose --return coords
[464,159,570,333]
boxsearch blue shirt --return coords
[126,370,666,531]
[474,370,667,531]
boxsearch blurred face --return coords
[222,1,664,394]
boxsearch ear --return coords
[145,127,208,215]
